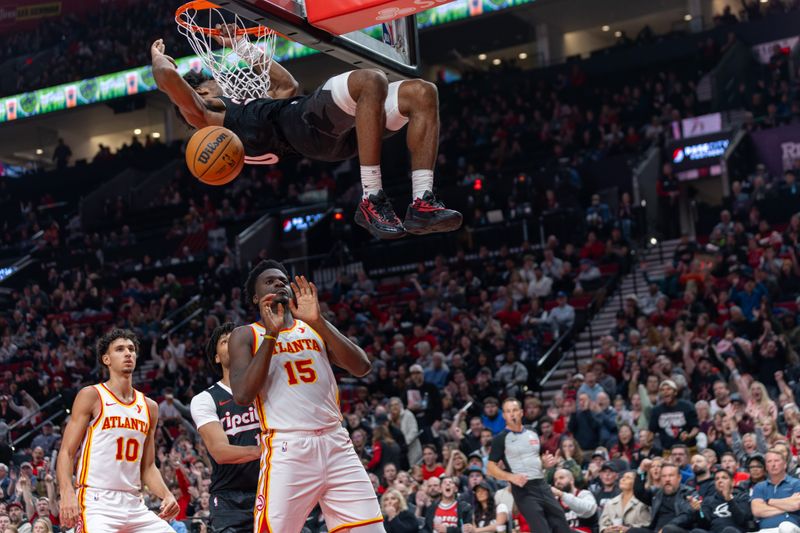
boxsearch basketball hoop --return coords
[175,1,278,101]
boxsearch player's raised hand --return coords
[150,39,177,68]
[59,489,81,528]
[258,294,284,336]
[212,23,241,48]
[289,275,320,326]
[159,493,180,521]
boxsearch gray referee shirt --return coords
[488,427,543,480]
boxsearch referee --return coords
[487,397,571,533]
[190,323,261,533]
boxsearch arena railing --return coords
[6,394,65,447]
[159,295,202,339]
[533,262,623,398]
[11,410,66,450]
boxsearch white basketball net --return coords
[176,4,277,101]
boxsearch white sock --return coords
[412,169,434,200]
[361,165,382,199]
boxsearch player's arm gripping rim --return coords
[198,422,260,464]
[141,398,181,521]
[56,386,99,529]
[228,294,284,406]
[289,275,372,377]
[211,23,299,99]
[150,39,214,129]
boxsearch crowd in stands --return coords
[4,172,800,532]
[0,0,799,97]
[4,2,800,532]
[0,1,188,97]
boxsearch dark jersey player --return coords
[151,32,461,241]
[190,323,261,533]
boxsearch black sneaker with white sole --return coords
[403,190,463,235]
[354,190,407,239]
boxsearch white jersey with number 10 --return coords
[248,319,342,431]
[75,384,150,494]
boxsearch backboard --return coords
[219,0,421,81]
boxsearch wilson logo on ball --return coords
[186,126,244,186]
[198,133,230,164]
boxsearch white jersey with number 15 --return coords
[247,319,342,431]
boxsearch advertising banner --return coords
[667,131,732,172]
[0,0,535,123]
[752,36,799,64]
[751,123,800,176]
[681,112,722,139]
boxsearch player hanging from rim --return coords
[56,328,180,533]
[190,323,261,533]
[227,259,385,533]
[150,28,462,241]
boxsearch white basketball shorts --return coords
[254,425,383,533]
[78,487,173,533]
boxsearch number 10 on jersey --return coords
[284,359,317,385]
[115,437,140,462]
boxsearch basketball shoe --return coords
[354,190,407,239]
[403,190,463,235]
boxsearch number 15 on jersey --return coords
[284,359,317,385]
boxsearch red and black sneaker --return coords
[354,190,407,240]
[404,190,463,235]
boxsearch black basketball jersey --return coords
[218,95,301,158]
[217,88,362,164]
[201,382,260,494]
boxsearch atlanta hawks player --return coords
[228,260,383,533]
[57,329,180,532]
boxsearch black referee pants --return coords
[511,479,571,533]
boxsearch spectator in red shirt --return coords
[539,416,562,455]
[554,397,576,435]
[29,495,58,527]
[421,444,445,481]
[580,231,605,262]
[407,324,438,359]
[29,448,46,478]
[172,463,192,520]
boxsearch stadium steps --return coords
[538,239,681,405]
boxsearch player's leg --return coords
[115,491,174,533]
[393,79,462,235]
[318,428,385,533]
[79,488,127,533]
[345,69,407,240]
[210,490,255,533]
[254,432,324,533]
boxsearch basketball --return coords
[185,126,245,186]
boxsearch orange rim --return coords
[175,1,273,37]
